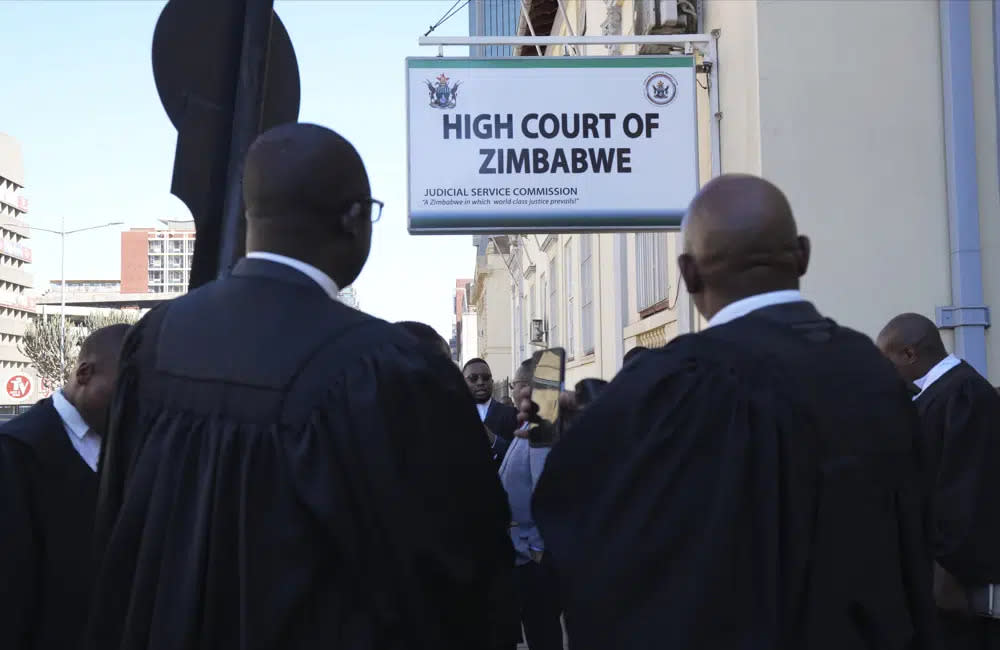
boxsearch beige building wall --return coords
[471,239,514,384]
[703,0,999,379]
[472,0,1000,383]
[970,0,1000,379]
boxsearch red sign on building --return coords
[6,374,32,400]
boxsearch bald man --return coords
[0,324,129,650]
[879,313,1000,647]
[530,174,935,649]
[85,123,512,650]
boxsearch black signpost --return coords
[151,0,301,289]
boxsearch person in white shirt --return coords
[464,357,518,467]
[0,323,130,650]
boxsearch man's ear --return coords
[75,360,94,387]
[796,235,811,278]
[677,253,703,295]
[337,203,365,238]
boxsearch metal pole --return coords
[419,34,712,47]
[59,215,65,380]
[216,0,276,278]
[937,0,989,375]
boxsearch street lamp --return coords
[0,218,124,379]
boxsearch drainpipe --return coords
[935,0,990,377]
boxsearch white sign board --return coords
[406,56,698,234]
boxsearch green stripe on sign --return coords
[407,56,694,69]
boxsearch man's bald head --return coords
[78,323,130,364]
[876,312,948,382]
[66,323,131,436]
[678,174,810,320]
[243,123,374,287]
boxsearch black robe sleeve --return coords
[0,438,39,650]
[533,336,934,650]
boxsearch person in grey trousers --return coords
[498,358,564,650]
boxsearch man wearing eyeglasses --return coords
[464,358,518,467]
[84,123,513,650]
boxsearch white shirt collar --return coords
[476,399,492,422]
[706,290,805,328]
[246,251,341,301]
[912,354,961,400]
[51,389,90,440]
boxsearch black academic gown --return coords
[915,361,1000,585]
[0,398,99,650]
[83,258,513,650]
[533,301,936,650]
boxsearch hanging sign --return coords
[406,56,698,234]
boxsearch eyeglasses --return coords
[466,373,492,382]
[343,198,384,223]
[362,198,384,223]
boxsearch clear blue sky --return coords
[1,0,473,340]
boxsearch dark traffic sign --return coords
[152,0,301,289]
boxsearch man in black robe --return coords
[878,313,1000,648]
[0,324,129,650]
[83,123,512,650]
[528,174,936,649]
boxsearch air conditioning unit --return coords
[530,318,547,345]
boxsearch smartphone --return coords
[529,347,566,429]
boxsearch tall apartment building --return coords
[121,219,195,294]
[0,133,38,410]
[468,0,520,57]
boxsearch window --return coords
[540,272,547,342]
[548,257,558,346]
[528,283,536,344]
[636,232,670,313]
[563,239,575,358]
[580,234,595,355]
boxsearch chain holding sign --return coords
[406,56,699,234]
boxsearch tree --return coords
[19,309,142,388]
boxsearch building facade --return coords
[469,0,1000,386]
[338,286,359,309]
[0,133,39,411]
[468,0,520,57]
[451,278,473,362]
[121,219,196,294]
